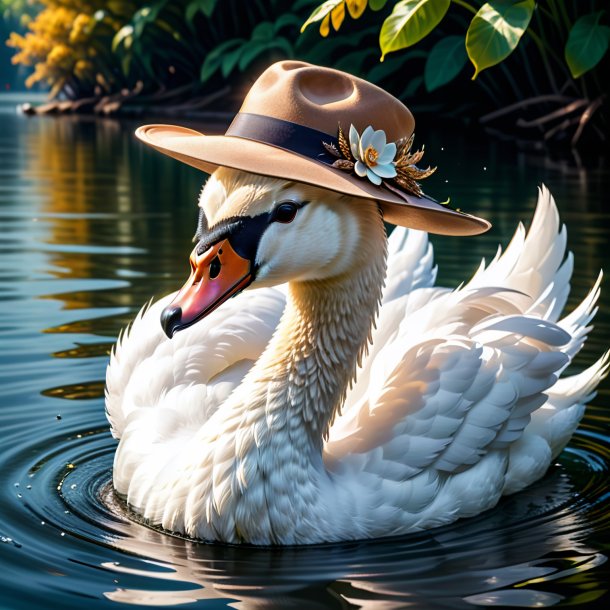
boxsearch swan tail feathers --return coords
[503,351,609,494]
[557,270,603,366]
[532,350,610,458]
[464,186,571,319]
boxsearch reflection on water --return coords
[0,97,609,609]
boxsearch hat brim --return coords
[135,124,490,236]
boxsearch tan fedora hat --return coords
[136,61,490,236]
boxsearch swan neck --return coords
[252,215,387,446]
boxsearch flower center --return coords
[364,146,378,167]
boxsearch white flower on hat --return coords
[349,125,397,186]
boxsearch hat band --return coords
[226,113,339,165]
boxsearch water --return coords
[0,97,609,609]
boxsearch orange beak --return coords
[160,239,252,338]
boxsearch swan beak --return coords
[160,239,252,338]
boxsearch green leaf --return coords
[369,0,388,11]
[379,0,450,61]
[200,39,243,82]
[269,37,295,57]
[273,13,303,32]
[185,0,217,23]
[301,0,344,33]
[238,42,266,71]
[466,0,534,79]
[565,11,610,78]
[252,21,274,41]
[425,35,467,91]
[238,38,294,71]
[221,47,243,78]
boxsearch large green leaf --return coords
[379,0,450,61]
[565,11,610,78]
[425,35,467,91]
[466,0,534,79]
[301,0,344,33]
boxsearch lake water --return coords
[0,97,609,609]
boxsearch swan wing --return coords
[327,187,606,494]
[105,286,285,439]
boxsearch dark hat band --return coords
[226,113,339,166]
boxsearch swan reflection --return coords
[92,468,605,608]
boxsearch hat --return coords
[136,61,490,236]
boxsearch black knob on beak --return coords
[160,305,182,339]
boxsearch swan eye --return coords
[272,202,298,224]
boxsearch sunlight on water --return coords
[0,96,609,609]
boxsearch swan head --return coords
[160,167,382,337]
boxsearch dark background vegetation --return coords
[1,1,608,152]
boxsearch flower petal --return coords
[359,126,374,159]
[377,142,396,165]
[371,163,397,179]
[366,167,382,185]
[370,129,386,153]
[354,160,367,177]
[349,124,360,160]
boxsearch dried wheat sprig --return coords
[337,124,353,161]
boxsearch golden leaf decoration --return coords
[337,124,354,161]
[392,133,436,196]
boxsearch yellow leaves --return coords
[74,59,93,80]
[69,14,92,45]
[331,2,345,32]
[302,0,370,36]
[7,2,120,93]
[346,0,367,19]
[47,45,74,70]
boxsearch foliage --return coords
[6,1,135,97]
[379,0,450,61]
[301,0,608,146]
[565,11,610,78]
[465,0,533,79]
[302,0,610,84]
[424,35,466,92]
[4,0,607,146]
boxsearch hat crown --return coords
[238,61,414,142]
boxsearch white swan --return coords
[105,171,608,545]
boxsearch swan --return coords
[105,171,608,545]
